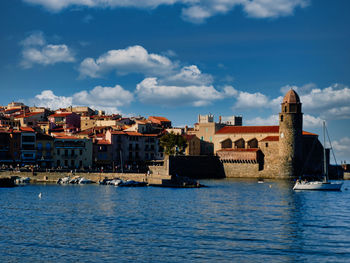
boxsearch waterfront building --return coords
[183,134,201,156]
[20,127,36,165]
[36,133,54,168]
[213,89,324,178]
[106,130,163,167]
[53,135,92,169]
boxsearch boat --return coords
[57,176,70,184]
[78,177,93,184]
[293,121,343,191]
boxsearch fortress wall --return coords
[168,155,225,179]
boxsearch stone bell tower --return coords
[279,89,303,177]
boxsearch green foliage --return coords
[160,132,187,156]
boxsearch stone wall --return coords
[168,155,225,179]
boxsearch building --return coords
[48,112,81,133]
[36,133,54,168]
[191,114,226,155]
[106,130,163,168]
[212,89,324,178]
[14,111,46,127]
[183,134,201,156]
[53,135,92,169]
[20,127,36,165]
[148,116,172,128]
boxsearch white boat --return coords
[57,176,70,184]
[78,177,93,184]
[293,180,342,191]
[293,121,343,191]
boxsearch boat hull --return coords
[293,181,343,191]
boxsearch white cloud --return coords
[20,32,75,68]
[136,77,224,107]
[234,91,270,109]
[303,114,323,128]
[23,0,310,23]
[223,85,238,97]
[32,90,73,110]
[245,114,278,126]
[30,85,133,114]
[164,65,213,86]
[332,137,350,163]
[242,0,310,18]
[300,84,350,119]
[234,83,350,122]
[73,85,134,108]
[79,45,174,78]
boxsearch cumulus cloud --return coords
[232,83,350,122]
[136,77,224,107]
[245,114,278,126]
[164,65,213,86]
[32,90,73,110]
[79,45,174,78]
[73,85,134,108]
[23,0,310,23]
[303,114,323,128]
[234,91,270,109]
[332,137,350,163]
[30,85,133,114]
[20,32,75,68]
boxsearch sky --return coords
[0,0,350,162]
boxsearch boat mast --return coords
[323,121,328,182]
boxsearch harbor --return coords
[1,178,350,262]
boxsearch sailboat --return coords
[293,121,343,191]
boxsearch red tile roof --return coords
[216,126,279,134]
[97,139,111,145]
[149,116,171,122]
[49,112,72,118]
[260,136,279,142]
[303,131,318,136]
[20,127,35,132]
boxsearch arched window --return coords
[234,138,245,149]
[247,138,258,148]
[221,138,232,149]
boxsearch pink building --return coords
[48,112,81,133]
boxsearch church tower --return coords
[279,89,303,177]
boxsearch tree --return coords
[160,132,187,156]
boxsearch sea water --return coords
[1,179,350,262]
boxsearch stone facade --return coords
[211,89,325,179]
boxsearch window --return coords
[37,142,43,150]
[46,143,51,150]
[265,143,269,147]
[79,160,82,167]
[64,160,68,166]
[80,149,83,155]
[57,160,60,167]
[71,160,75,167]
[65,149,68,156]
[57,149,60,155]
[71,149,75,156]
[201,136,204,141]
[280,115,283,122]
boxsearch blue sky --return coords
[1,0,350,162]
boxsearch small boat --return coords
[78,177,93,184]
[293,121,343,191]
[109,178,123,186]
[15,177,31,184]
[57,176,70,184]
[119,180,147,187]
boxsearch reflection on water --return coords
[1,179,350,262]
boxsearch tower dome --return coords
[283,89,300,104]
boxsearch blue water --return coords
[1,179,350,262]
